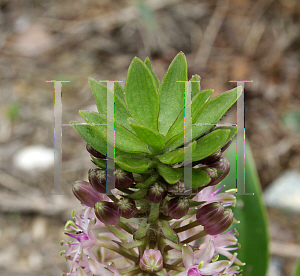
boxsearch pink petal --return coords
[182,244,194,268]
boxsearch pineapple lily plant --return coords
[61,52,245,275]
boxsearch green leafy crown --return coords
[71,52,241,192]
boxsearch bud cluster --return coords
[71,144,138,225]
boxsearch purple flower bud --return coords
[168,197,189,219]
[147,183,167,203]
[203,167,218,182]
[196,202,224,226]
[116,198,138,219]
[221,138,233,153]
[86,143,106,159]
[88,168,107,193]
[94,201,120,225]
[188,268,202,276]
[199,149,222,165]
[114,169,134,189]
[72,181,104,207]
[139,249,163,273]
[204,158,230,186]
[212,157,230,183]
[204,208,234,235]
[167,180,185,195]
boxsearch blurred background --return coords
[0,0,300,275]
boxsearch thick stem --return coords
[174,220,200,233]
[180,230,207,244]
[96,240,138,263]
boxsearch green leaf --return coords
[192,129,231,162]
[157,163,182,184]
[91,156,106,169]
[79,111,150,154]
[221,139,269,276]
[127,188,148,200]
[292,258,300,276]
[114,82,124,101]
[190,74,201,98]
[89,78,107,115]
[106,225,128,241]
[157,141,197,164]
[115,156,153,173]
[125,57,159,130]
[166,89,213,142]
[214,126,237,144]
[176,168,211,189]
[164,239,183,251]
[71,121,107,156]
[127,117,166,152]
[192,86,242,140]
[144,57,160,89]
[158,220,179,243]
[115,149,146,159]
[148,202,160,223]
[158,52,188,135]
[134,222,150,240]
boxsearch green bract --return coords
[72,52,241,189]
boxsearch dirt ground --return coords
[0,0,300,275]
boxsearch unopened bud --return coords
[94,201,120,225]
[86,143,106,159]
[168,197,189,219]
[114,169,134,189]
[146,183,167,203]
[204,208,234,235]
[139,249,163,273]
[116,198,138,219]
[72,181,103,207]
[205,158,230,186]
[167,180,185,195]
[88,168,106,193]
[196,202,224,226]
